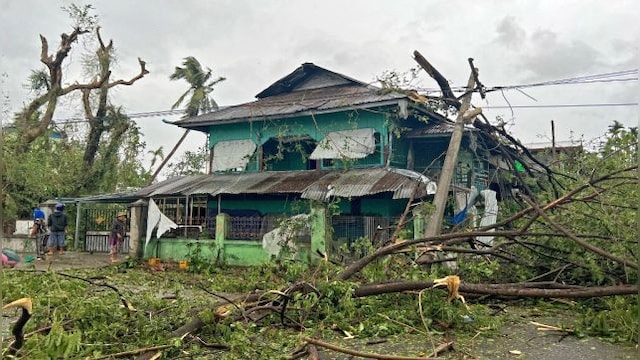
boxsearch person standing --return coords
[32,208,48,260]
[109,211,127,263]
[47,203,68,256]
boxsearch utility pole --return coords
[423,70,479,237]
[551,120,556,160]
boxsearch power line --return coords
[483,102,638,110]
[42,68,638,124]
[418,69,638,93]
[50,101,638,125]
[53,108,187,124]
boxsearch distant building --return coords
[523,140,583,165]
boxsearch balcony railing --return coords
[331,216,401,246]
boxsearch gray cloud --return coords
[495,16,526,50]
[519,30,602,79]
[2,0,639,177]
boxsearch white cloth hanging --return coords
[211,139,257,171]
[157,212,178,239]
[145,198,178,246]
[477,189,498,246]
[146,199,161,246]
[310,128,376,160]
[261,214,309,258]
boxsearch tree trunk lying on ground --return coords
[354,281,638,298]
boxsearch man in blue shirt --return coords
[32,208,48,260]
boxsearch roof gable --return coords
[173,62,442,129]
[255,62,368,98]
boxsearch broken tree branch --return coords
[338,230,522,280]
[468,58,485,99]
[302,336,435,360]
[94,345,174,359]
[427,341,455,358]
[521,195,637,270]
[413,50,460,109]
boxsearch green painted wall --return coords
[143,238,300,266]
[144,239,217,262]
[360,198,408,217]
[208,111,387,146]
[208,110,390,171]
[412,137,448,172]
[221,240,271,266]
[209,195,306,216]
[207,195,409,219]
[389,135,409,168]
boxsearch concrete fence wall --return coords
[2,236,37,253]
[142,207,328,266]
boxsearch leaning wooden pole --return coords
[413,53,478,236]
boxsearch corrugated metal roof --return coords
[134,168,436,200]
[175,84,407,128]
[404,121,479,137]
[71,191,141,204]
[256,62,369,98]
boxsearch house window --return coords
[322,159,335,167]
[314,129,382,169]
[261,136,316,171]
[310,128,377,160]
[211,139,257,172]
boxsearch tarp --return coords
[145,198,178,246]
[477,189,498,246]
[212,139,257,171]
[2,249,20,267]
[451,186,479,225]
[310,128,376,160]
[387,168,437,195]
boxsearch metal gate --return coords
[83,208,129,253]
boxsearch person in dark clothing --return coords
[47,203,68,256]
[31,208,48,260]
[109,211,127,263]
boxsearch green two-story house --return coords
[136,63,504,264]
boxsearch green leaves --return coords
[169,56,225,117]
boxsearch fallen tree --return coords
[354,281,638,298]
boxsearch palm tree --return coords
[148,147,165,168]
[149,57,225,183]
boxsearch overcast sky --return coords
[1,0,638,177]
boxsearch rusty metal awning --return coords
[134,168,436,200]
